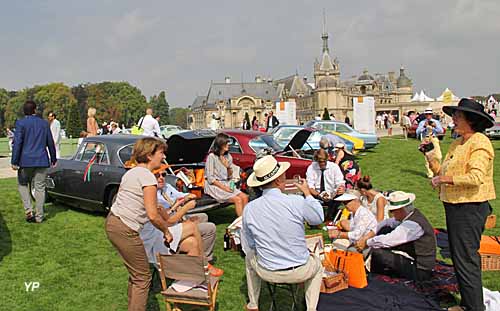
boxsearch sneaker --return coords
[35,217,44,224]
[207,263,224,277]
[25,212,36,223]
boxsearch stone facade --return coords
[190,27,453,129]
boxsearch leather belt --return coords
[275,264,304,271]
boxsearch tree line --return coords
[0,81,191,138]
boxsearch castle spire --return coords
[322,9,329,53]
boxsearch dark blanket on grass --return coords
[318,261,459,310]
[373,261,459,303]
[318,278,441,311]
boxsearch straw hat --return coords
[387,191,416,211]
[334,142,352,155]
[247,155,290,187]
[424,107,433,114]
[334,189,361,202]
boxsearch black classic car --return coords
[44,131,224,213]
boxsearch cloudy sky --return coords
[1,0,499,107]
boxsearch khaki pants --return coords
[17,167,47,222]
[105,213,151,311]
[245,250,323,311]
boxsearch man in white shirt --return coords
[138,108,161,137]
[327,191,377,252]
[242,155,324,311]
[306,149,345,221]
[356,191,436,281]
[48,112,61,158]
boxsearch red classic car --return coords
[221,129,314,182]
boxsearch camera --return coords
[418,142,435,153]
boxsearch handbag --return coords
[131,116,145,135]
[326,249,367,288]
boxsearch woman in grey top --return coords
[204,133,248,216]
[105,137,173,311]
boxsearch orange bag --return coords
[194,168,205,187]
[326,249,367,288]
[479,236,500,255]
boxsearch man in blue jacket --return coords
[11,101,57,223]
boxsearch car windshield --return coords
[335,123,353,133]
[249,135,282,153]
[275,128,300,140]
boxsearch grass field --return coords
[0,135,499,310]
[0,137,79,158]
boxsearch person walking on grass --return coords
[11,100,57,223]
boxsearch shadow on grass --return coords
[44,201,70,221]
[239,272,306,310]
[400,168,428,178]
[0,210,12,263]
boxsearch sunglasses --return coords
[154,172,167,178]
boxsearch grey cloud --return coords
[0,0,499,105]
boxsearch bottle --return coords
[223,229,230,251]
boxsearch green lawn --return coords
[0,137,79,157]
[0,136,499,310]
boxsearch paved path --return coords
[0,157,16,179]
[376,124,403,137]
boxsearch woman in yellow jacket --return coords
[426,98,495,311]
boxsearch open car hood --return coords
[281,128,313,152]
[166,130,216,164]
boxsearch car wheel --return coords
[105,187,118,213]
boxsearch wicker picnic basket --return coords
[485,214,496,229]
[320,250,348,294]
[481,253,500,271]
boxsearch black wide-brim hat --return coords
[443,98,495,129]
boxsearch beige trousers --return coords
[105,213,151,311]
[245,250,323,311]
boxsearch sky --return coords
[1,0,499,107]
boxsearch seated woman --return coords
[333,143,361,189]
[327,190,377,253]
[204,133,248,216]
[357,175,389,222]
[140,165,223,276]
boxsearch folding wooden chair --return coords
[157,253,220,311]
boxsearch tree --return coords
[85,81,148,126]
[152,91,169,124]
[169,107,189,128]
[65,102,82,138]
[0,88,10,132]
[322,107,331,120]
[4,89,29,128]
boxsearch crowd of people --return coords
[8,97,497,311]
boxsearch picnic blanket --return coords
[318,278,441,311]
[373,261,459,304]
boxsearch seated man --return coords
[356,191,436,281]
[242,155,324,311]
[306,148,345,221]
[140,165,222,276]
[327,190,377,253]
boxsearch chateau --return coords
[190,25,450,129]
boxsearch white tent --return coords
[411,92,420,102]
[411,90,435,102]
[419,90,434,102]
